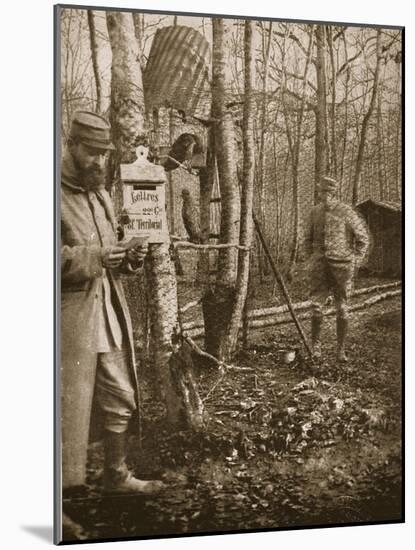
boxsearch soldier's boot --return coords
[336,316,349,363]
[103,431,165,495]
[311,311,323,359]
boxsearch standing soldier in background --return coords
[60,110,165,514]
[305,176,370,363]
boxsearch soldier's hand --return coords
[102,246,127,268]
[126,244,148,267]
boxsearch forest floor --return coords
[63,289,402,543]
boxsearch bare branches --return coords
[87,10,102,113]
[273,27,310,57]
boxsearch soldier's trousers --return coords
[95,348,137,433]
[308,256,354,317]
[61,347,136,489]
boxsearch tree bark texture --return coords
[258,21,273,211]
[198,129,215,287]
[352,30,382,205]
[211,18,240,285]
[203,18,241,360]
[221,20,256,360]
[145,244,206,430]
[87,10,103,115]
[314,25,329,202]
[106,12,205,430]
[106,11,146,213]
[283,25,314,268]
[132,12,145,71]
[327,26,338,177]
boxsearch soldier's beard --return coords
[80,166,106,191]
[71,151,106,190]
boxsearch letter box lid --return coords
[120,146,166,183]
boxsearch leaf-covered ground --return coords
[63,295,402,542]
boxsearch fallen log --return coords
[182,288,401,337]
[248,281,401,319]
[250,289,401,329]
[351,280,401,297]
[179,281,401,325]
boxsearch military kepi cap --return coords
[319,176,338,193]
[70,110,115,151]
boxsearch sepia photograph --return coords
[54,4,403,544]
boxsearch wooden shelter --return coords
[356,199,402,277]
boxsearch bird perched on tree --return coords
[181,189,202,244]
[163,133,203,172]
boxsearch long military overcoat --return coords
[60,151,138,488]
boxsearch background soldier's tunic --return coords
[305,202,370,305]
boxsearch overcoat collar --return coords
[61,149,85,193]
[61,149,117,232]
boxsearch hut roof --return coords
[356,198,401,214]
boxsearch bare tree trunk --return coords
[292,26,313,266]
[272,131,281,260]
[132,13,145,71]
[106,11,146,214]
[203,18,240,360]
[281,26,313,268]
[168,108,176,235]
[314,25,329,202]
[352,30,382,205]
[198,129,215,287]
[144,244,206,430]
[221,20,255,359]
[213,19,240,283]
[339,32,351,200]
[376,90,385,200]
[394,60,402,201]
[87,10,103,114]
[258,21,273,210]
[327,26,338,176]
[106,11,205,430]
[256,21,273,283]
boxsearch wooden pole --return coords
[252,211,313,358]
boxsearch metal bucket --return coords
[144,25,211,116]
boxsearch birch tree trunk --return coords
[339,33,351,200]
[286,26,314,268]
[258,21,273,211]
[87,10,103,115]
[327,26,338,176]
[314,25,329,202]
[132,12,145,71]
[203,18,240,361]
[221,20,255,359]
[198,129,215,287]
[106,11,146,213]
[213,19,240,283]
[144,244,206,430]
[352,29,382,205]
[106,12,206,430]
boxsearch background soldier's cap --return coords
[69,110,115,151]
[319,176,338,193]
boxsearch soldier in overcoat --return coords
[60,111,164,496]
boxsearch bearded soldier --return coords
[60,111,165,503]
